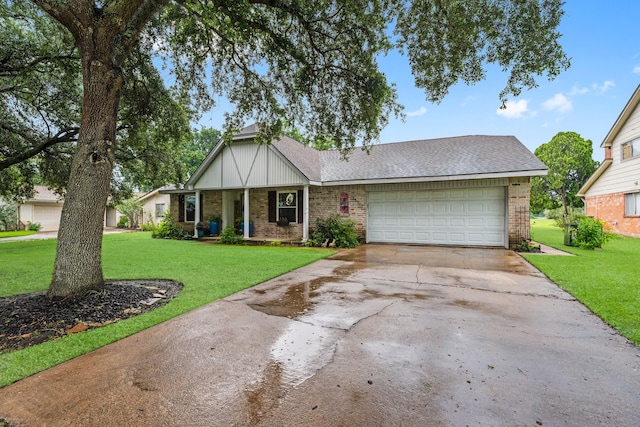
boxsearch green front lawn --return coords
[0,233,333,387]
[523,218,640,346]
[0,231,36,239]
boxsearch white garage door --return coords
[367,188,506,246]
[33,204,63,231]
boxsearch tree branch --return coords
[0,125,79,171]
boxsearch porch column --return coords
[303,185,309,242]
[193,190,201,238]
[243,188,250,239]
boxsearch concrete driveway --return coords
[1,245,639,426]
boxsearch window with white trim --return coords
[625,193,640,216]
[622,138,640,160]
[277,191,297,223]
[185,195,196,222]
[155,203,166,218]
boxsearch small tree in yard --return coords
[531,132,598,225]
[116,198,143,229]
[0,203,18,231]
[1,0,570,298]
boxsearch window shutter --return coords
[268,191,276,222]
[297,190,304,223]
[178,195,185,222]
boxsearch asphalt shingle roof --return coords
[277,134,546,183]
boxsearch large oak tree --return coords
[2,0,570,298]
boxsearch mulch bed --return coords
[0,280,182,354]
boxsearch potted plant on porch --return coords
[207,214,222,236]
[235,216,254,237]
[195,221,206,238]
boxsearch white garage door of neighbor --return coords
[367,188,506,246]
[33,204,63,231]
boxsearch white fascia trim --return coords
[317,170,548,186]
[577,159,612,197]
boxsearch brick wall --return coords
[247,186,367,241]
[585,192,640,236]
[507,177,530,248]
[308,185,367,239]
[169,192,223,234]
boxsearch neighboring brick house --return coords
[163,124,547,248]
[578,85,640,237]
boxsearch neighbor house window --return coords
[278,191,297,223]
[185,195,196,222]
[155,203,166,218]
[622,138,640,160]
[625,193,640,216]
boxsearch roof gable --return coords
[188,140,309,189]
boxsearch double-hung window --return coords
[625,193,640,216]
[277,191,297,223]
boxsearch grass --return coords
[523,218,640,346]
[0,232,334,387]
[0,231,36,239]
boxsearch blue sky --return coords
[198,1,640,161]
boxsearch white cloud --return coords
[406,106,427,117]
[568,85,590,96]
[496,100,529,119]
[593,80,615,93]
[543,93,573,113]
[634,65,640,74]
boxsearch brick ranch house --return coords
[578,84,640,237]
[163,124,547,249]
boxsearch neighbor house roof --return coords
[186,125,547,188]
[24,185,63,203]
[601,84,640,148]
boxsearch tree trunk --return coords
[48,36,122,299]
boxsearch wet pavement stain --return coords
[248,277,328,319]
[244,361,284,425]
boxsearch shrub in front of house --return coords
[220,224,244,244]
[308,214,359,248]
[27,221,42,232]
[152,214,190,239]
[573,217,615,249]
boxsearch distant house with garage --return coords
[21,185,167,231]
[163,124,547,249]
[578,84,640,236]
[18,185,64,231]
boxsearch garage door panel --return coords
[33,204,63,231]
[368,188,505,246]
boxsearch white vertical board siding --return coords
[587,104,640,196]
[266,149,307,185]
[195,154,223,189]
[245,145,268,187]
[194,142,307,189]
[221,148,243,188]
[367,187,505,246]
